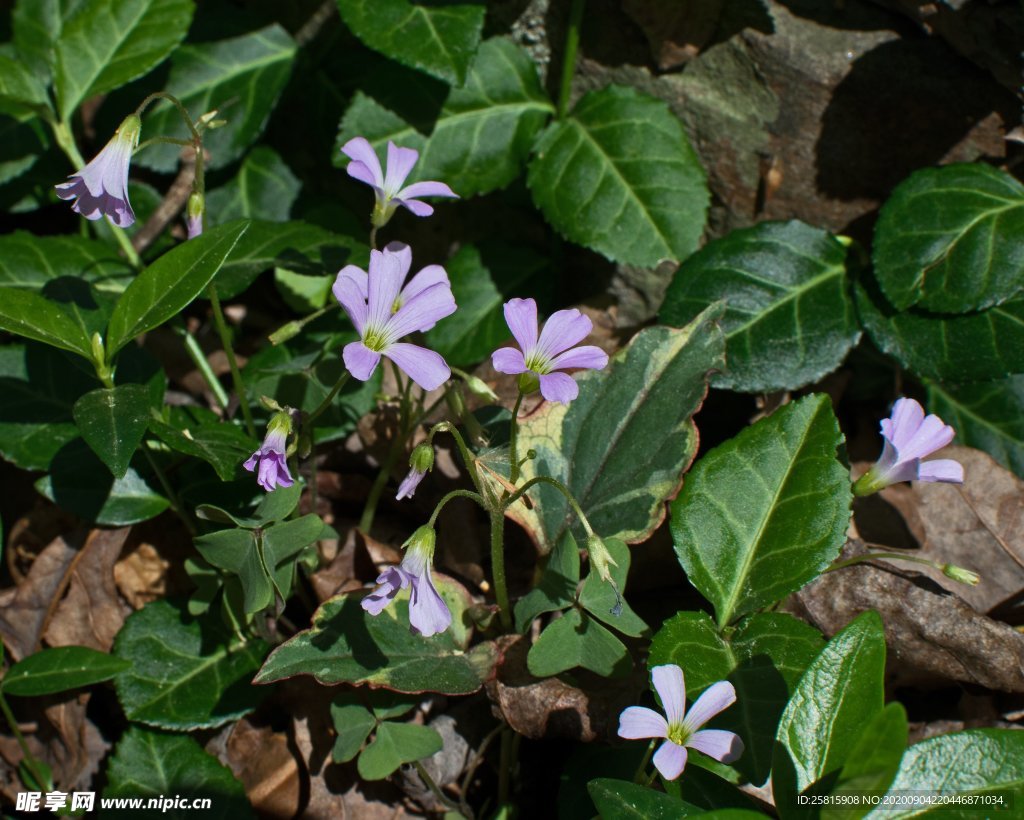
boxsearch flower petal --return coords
[492,347,527,375]
[881,397,925,451]
[361,566,407,615]
[343,341,381,381]
[683,681,737,732]
[396,198,434,217]
[652,665,686,727]
[397,180,458,200]
[687,729,744,764]
[366,249,405,331]
[396,469,426,500]
[550,345,609,372]
[386,282,456,341]
[536,308,593,359]
[408,566,452,637]
[383,142,419,195]
[401,264,449,303]
[617,706,668,740]
[333,271,368,334]
[503,298,538,353]
[383,241,413,279]
[653,740,688,781]
[916,458,964,483]
[538,372,578,404]
[384,343,451,391]
[341,137,384,187]
[895,414,955,462]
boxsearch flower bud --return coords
[518,372,540,395]
[90,332,106,367]
[269,320,303,345]
[464,374,499,403]
[404,525,437,561]
[410,443,434,474]
[186,191,204,239]
[942,564,980,586]
[586,533,618,585]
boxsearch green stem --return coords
[490,508,513,631]
[557,0,586,119]
[427,490,487,528]
[498,727,514,807]
[507,391,525,484]
[306,372,350,426]
[135,91,201,141]
[428,421,484,494]
[501,475,595,536]
[412,760,461,813]
[632,740,656,784]
[828,551,952,574]
[205,283,256,438]
[135,135,192,153]
[143,444,196,536]
[176,323,229,410]
[0,692,50,790]
[359,365,416,532]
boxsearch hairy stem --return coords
[501,475,594,536]
[557,0,587,119]
[490,508,513,631]
[507,391,525,484]
[427,489,487,528]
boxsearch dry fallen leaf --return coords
[222,719,301,818]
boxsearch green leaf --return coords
[255,590,496,695]
[588,778,702,819]
[36,438,169,525]
[424,242,551,367]
[0,231,134,294]
[330,701,376,763]
[336,38,553,198]
[773,612,886,799]
[873,164,1024,313]
[106,220,249,355]
[150,407,257,481]
[672,393,851,627]
[357,722,442,781]
[925,377,1024,477]
[2,646,130,696]
[336,0,485,85]
[514,531,581,633]
[661,220,860,392]
[193,528,272,614]
[134,25,297,173]
[113,599,268,729]
[855,278,1024,383]
[72,384,153,478]
[206,146,300,225]
[0,287,94,358]
[504,305,725,555]
[649,611,824,785]
[528,608,630,678]
[868,729,1024,818]
[54,0,194,121]
[578,537,647,638]
[528,85,708,267]
[104,727,252,819]
[0,53,51,115]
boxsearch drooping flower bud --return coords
[186,191,204,239]
[396,444,434,500]
[586,533,623,616]
[243,412,294,492]
[942,564,980,586]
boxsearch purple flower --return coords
[55,114,141,227]
[491,298,609,404]
[853,397,963,496]
[362,526,451,637]
[332,247,455,391]
[395,443,434,501]
[395,468,426,500]
[243,414,294,492]
[618,665,744,781]
[341,137,458,227]
[186,191,204,239]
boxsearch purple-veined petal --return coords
[396,197,435,218]
[383,142,419,195]
[408,566,452,637]
[492,347,528,375]
[879,457,921,486]
[538,372,578,404]
[396,469,426,500]
[343,342,382,381]
[683,681,737,732]
[536,309,593,359]
[653,740,688,781]
[550,345,609,372]
[361,566,407,615]
[258,453,293,492]
[386,282,457,340]
[687,729,744,763]
[401,264,449,302]
[341,137,384,188]
[503,298,538,352]
[882,397,925,451]
[874,438,900,476]
[346,162,382,191]
[243,452,259,472]
[336,263,369,300]
[398,180,458,200]
[366,250,405,331]
[333,273,369,334]
[894,414,955,462]
[383,241,413,279]
[916,458,964,483]
[384,343,451,391]
[652,665,686,726]
[617,706,668,740]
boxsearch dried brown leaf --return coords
[223,719,301,818]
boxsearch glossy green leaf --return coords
[2,646,130,696]
[514,531,580,633]
[825,703,907,820]
[134,25,296,172]
[425,242,551,367]
[527,608,630,678]
[0,231,133,293]
[72,384,152,478]
[104,727,252,819]
[357,722,442,781]
[504,305,725,555]
[578,537,647,638]
[150,408,257,481]
[588,779,701,819]
[866,729,1024,819]
[0,53,50,115]
[649,611,824,785]
[330,701,376,763]
[36,438,169,525]
[113,599,268,729]
[0,287,94,358]
[206,146,300,225]
[11,0,66,82]
[337,38,553,198]
[773,612,886,799]
[194,528,271,614]
[255,590,496,695]
[54,0,194,120]
[336,0,484,85]
[106,220,249,355]
[855,279,1024,382]
[672,393,851,627]
[925,377,1024,477]
[660,220,860,392]
[528,85,708,267]
[873,164,1024,313]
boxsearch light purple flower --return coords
[854,397,963,496]
[395,468,426,500]
[55,114,141,228]
[333,247,455,391]
[618,665,743,781]
[243,415,294,492]
[362,526,451,637]
[341,137,458,227]
[395,442,434,501]
[491,298,609,404]
[186,191,204,239]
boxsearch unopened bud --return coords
[410,443,434,474]
[943,564,980,586]
[404,524,437,559]
[586,534,622,616]
[90,332,105,366]
[464,374,499,403]
[186,191,204,239]
[269,320,303,345]
[518,372,540,395]
[259,395,284,413]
